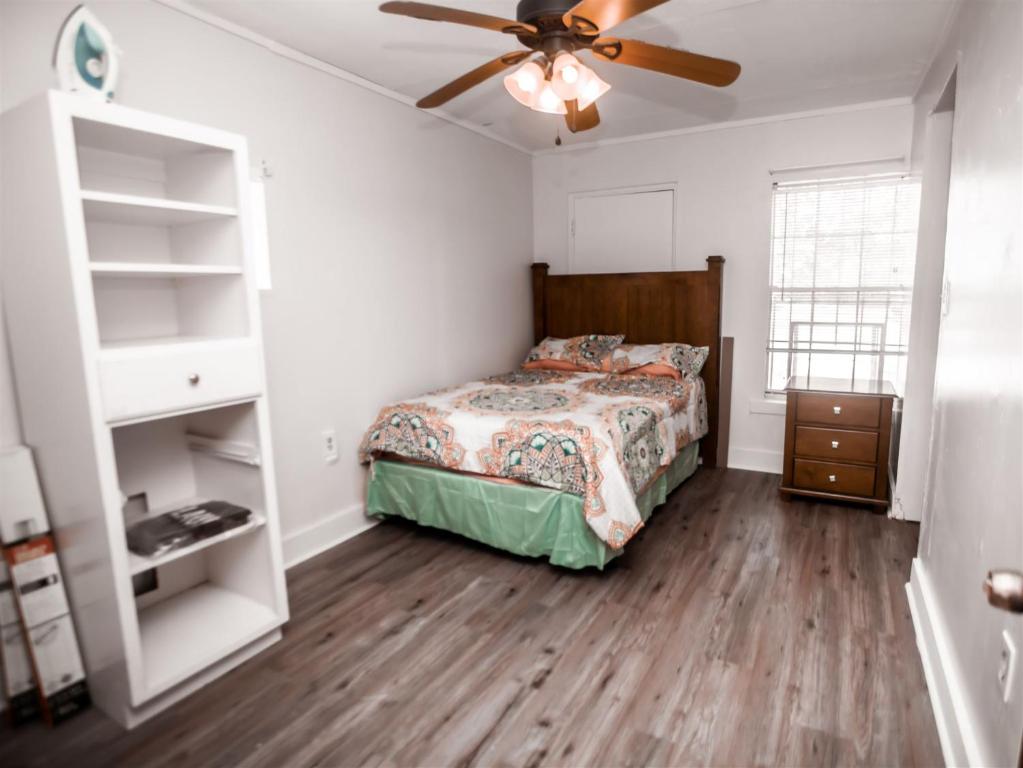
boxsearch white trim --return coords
[727,446,783,474]
[768,155,906,177]
[567,182,677,273]
[748,396,787,416]
[536,98,915,156]
[906,558,987,767]
[152,0,532,156]
[282,504,377,569]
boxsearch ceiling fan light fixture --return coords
[532,80,568,115]
[503,60,545,107]
[551,52,583,100]
[576,69,611,111]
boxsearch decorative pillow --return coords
[523,334,625,372]
[607,343,710,380]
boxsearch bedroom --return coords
[0,0,1019,766]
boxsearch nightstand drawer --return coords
[794,426,878,464]
[793,459,875,497]
[795,393,880,428]
[99,340,262,423]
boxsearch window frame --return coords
[764,172,922,395]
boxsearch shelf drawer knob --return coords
[831,440,840,449]
[188,373,201,386]
[832,405,842,415]
[828,474,837,483]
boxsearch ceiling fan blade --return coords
[565,100,600,133]
[416,51,531,108]
[563,0,671,35]
[590,38,740,86]
[380,2,537,36]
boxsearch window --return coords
[766,174,922,393]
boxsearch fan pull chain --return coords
[555,125,562,147]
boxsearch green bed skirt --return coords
[365,441,700,570]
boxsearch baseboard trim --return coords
[727,447,783,474]
[282,504,377,569]
[906,558,985,767]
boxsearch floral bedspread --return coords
[358,369,708,549]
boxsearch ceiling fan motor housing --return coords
[515,0,576,24]
[515,0,593,57]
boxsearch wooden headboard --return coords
[531,256,726,468]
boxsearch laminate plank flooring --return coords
[1,468,942,767]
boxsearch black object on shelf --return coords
[126,501,252,557]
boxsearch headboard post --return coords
[531,262,549,344]
[702,255,725,469]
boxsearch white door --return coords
[569,186,675,274]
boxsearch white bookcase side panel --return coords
[0,94,139,717]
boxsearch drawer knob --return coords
[833,405,842,415]
[831,440,840,449]
[188,373,201,386]
[828,474,837,483]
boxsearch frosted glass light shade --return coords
[503,61,545,107]
[576,69,611,111]
[533,81,567,115]
[551,53,582,100]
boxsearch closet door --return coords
[569,186,675,274]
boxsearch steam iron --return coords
[53,5,120,101]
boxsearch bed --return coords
[359,257,727,569]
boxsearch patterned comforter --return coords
[358,369,708,549]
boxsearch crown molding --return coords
[153,0,533,156]
[154,1,915,159]
[533,97,915,157]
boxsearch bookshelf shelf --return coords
[127,511,266,577]
[90,262,243,278]
[81,190,237,226]
[138,584,279,697]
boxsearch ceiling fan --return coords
[380,0,741,136]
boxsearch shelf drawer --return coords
[99,340,262,422]
[793,459,875,497]
[794,426,878,464]
[795,393,880,428]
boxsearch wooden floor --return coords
[2,468,941,768]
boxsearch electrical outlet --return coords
[998,629,1017,703]
[321,429,338,464]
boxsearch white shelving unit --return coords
[0,91,288,728]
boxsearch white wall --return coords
[906,1,1023,765]
[0,1,533,563]
[532,103,915,472]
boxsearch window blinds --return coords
[766,174,922,392]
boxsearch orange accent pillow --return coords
[522,359,588,373]
[622,363,683,381]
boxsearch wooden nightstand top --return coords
[784,375,898,398]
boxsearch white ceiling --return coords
[189,0,956,151]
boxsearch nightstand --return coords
[779,376,898,508]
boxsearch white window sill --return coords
[748,396,787,416]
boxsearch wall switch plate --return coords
[321,429,339,464]
[998,629,1017,703]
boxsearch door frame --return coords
[567,182,677,274]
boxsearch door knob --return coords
[984,569,1023,613]
[188,373,200,386]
